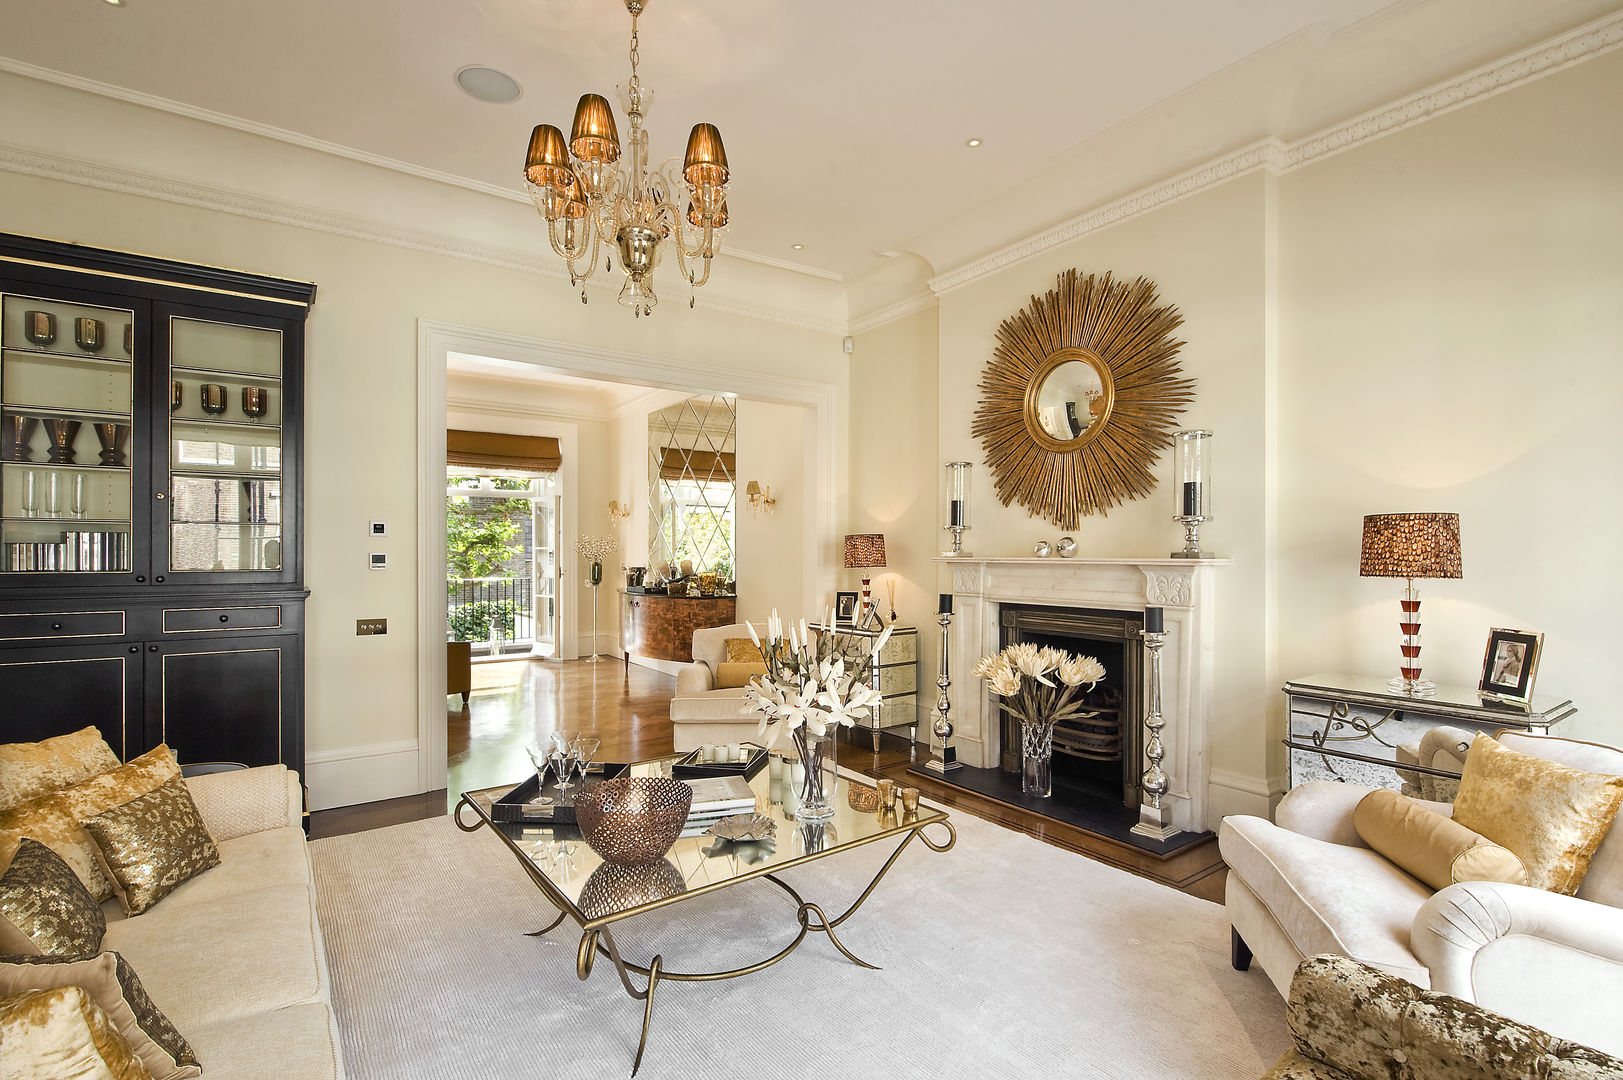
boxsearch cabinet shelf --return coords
[169,468,281,481]
[0,461,131,472]
[170,365,281,382]
[169,417,282,432]
[2,517,131,524]
[1,405,133,422]
[3,347,132,369]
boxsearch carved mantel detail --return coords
[1143,569,1194,607]
[951,566,981,594]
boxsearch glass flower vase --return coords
[792,728,837,824]
[1021,720,1054,798]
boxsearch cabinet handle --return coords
[135,575,146,583]
[219,615,230,623]
[154,576,165,583]
[147,645,159,653]
[155,492,166,501]
[128,646,139,654]
[50,622,62,631]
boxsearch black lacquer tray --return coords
[491,763,630,824]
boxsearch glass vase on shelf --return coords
[1021,720,1054,798]
[791,727,838,824]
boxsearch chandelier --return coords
[523,0,730,317]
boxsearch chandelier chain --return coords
[627,17,641,105]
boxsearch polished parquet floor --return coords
[309,657,1225,900]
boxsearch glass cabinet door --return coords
[165,315,284,574]
[1,294,137,574]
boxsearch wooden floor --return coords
[308,657,1226,901]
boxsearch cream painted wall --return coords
[0,165,845,808]
[1276,48,1623,755]
[735,399,809,623]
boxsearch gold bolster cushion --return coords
[714,662,768,689]
[1353,788,1527,892]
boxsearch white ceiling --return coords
[7,0,1406,279]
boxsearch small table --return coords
[1284,672,1576,796]
[811,623,921,751]
[455,758,954,1075]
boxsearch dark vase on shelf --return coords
[170,381,183,412]
[46,419,81,464]
[241,386,269,419]
[200,383,228,415]
[123,323,133,356]
[24,310,56,347]
[3,415,38,462]
[73,318,103,352]
[94,423,129,467]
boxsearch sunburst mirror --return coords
[973,270,1194,528]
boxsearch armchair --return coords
[1222,730,1623,1057]
[669,622,763,752]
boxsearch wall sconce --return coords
[745,481,776,515]
[607,499,632,523]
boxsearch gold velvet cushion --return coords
[1352,788,1526,891]
[0,747,183,903]
[724,637,764,664]
[715,662,769,689]
[0,727,121,812]
[0,984,154,1080]
[0,953,199,1079]
[1453,733,1623,894]
[82,778,219,916]
[0,838,106,958]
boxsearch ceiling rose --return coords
[522,0,730,317]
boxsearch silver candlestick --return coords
[1131,627,1182,840]
[921,605,961,774]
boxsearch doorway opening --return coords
[445,472,560,659]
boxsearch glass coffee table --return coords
[455,755,955,1075]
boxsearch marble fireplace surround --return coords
[939,556,1229,833]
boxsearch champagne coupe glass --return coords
[20,470,37,518]
[525,744,556,807]
[571,736,600,789]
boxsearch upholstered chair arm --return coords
[1413,881,1623,1056]
[1274,781,1453,847]
[674,661,715,696]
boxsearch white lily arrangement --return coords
[973,642,1106,731]
[739,608,888,748]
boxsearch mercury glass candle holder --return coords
[942,461,972,556]
[1171,430,1213,559]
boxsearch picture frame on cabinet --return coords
[1478,627,1542,707]
[835,592,858,625]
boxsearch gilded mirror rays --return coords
[973,270,1193,528]
[647,395,736,582]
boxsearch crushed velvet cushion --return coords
[82,779,219,917]
[1453,734,1623,894]
[0,984,153,1080]
[0,747,182,904]
[714,661,769,689]
[0,953,199,1079]
[1354,788,1526,891]
[724,637,765,664]
[0,838,105,958]
[1286,954,1622,1080]
[0,727,120,813]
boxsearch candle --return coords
[939,593,953,615]
[949,499,965,527]
[1181,481,1201,518]
[1144,607,1164,634]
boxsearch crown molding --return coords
[848,292,939,336]
[445,394,592,425]
[0,141,847,335]
[926,8,1623,299]
[0,55,845,286]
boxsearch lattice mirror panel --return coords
[647,394,735,584]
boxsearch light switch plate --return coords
[369,521,388,536]
[356,619,387,636]
[369,553,388,570]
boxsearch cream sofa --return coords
[1221,730,1623,1057]
[670,622,762,752]
[99,764,344,1079]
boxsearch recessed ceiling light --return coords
[103,0,123,6]
[792,244,804,250]
[966,138,982,148]
[455,66,522,105]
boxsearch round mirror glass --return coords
[1033,358,1109,443]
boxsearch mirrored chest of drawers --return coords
[812,623,919,752]
[1284,672,1576,802]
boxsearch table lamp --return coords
[1359,513,1462,696]
[843,533,887,628]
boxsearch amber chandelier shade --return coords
[524,124,573,188]
[1359,512,1461,696]
[683,123,729,187]
[844,533,887,569]
[688,198,727,228]
[569,94,622,164]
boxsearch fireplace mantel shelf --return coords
[933,556,1232,567]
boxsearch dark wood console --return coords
[620,590,737,664]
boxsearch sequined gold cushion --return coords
[0,727,121,812]
[0,747,183,904]
[0,839,105,959]
[0,984,153,1080]
[724,637,764,664]
[82,779,219,916]
[1453,733,1623,894]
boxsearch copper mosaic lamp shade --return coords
[844,533,887,627]
[1360,513,1462,696]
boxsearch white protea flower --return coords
[971,655,1002,680]
[989,666,1023,698]
[1038,646,1068,675]
[1058,655,1106,688]
[1007,642,1053,686]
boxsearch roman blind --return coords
[658,447,735,482]
[446,429,562,474]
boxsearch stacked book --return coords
[679,775,758,837]
[6,531,131,571]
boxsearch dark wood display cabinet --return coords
[0,234,313,773]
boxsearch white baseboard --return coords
[304,740,421,812]
[1207,767,1274,823]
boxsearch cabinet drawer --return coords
[0,610,125,642]
[161,606,282,633]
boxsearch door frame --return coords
[415,320,839,794]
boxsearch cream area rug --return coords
[309,810,1288,1079]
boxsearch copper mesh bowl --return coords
[577,858,687,920]
[572,777,692,865]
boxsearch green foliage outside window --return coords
[447,599,517,641]
[446,495,530,583]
